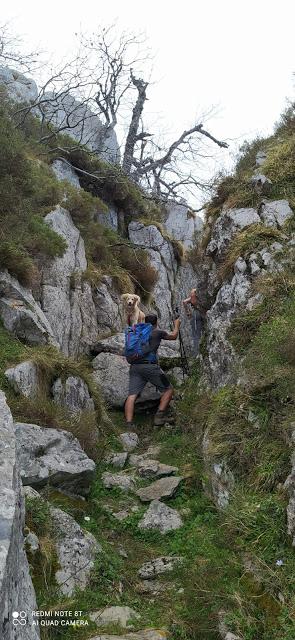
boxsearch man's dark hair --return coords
[145,313,158,326]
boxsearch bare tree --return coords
[0,22,41,72]
[3,24,228,207]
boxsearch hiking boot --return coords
[125,421,137,430]
[153,410,167,426]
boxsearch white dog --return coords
[121,293,145,326]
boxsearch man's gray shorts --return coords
[129,363,172,396]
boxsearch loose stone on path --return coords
[90,606,140,629]
[133,458,178,479]
[136,476,183,502]
[105,452,128,469]
[119,432,139,452]
[138,500,183,533]
[102,472,135,492]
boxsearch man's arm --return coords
[164,318,181,341]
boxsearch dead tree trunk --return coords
[122,71,149,175]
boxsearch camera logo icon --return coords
[12,611,27,626]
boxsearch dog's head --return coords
[121,293,141,310]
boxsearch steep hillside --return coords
[0,67,295,640]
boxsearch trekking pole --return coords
[172,307,190,378]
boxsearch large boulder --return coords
[0,269,57,347]
[163,202,203,248]
[50,506,101,596]
[15,422,95,495]
[0,66,38,104]
[41,206,98,356]
[5,361,42,399]
[52,376,95,413]
[0,392,40,640]
[93,333,178,359]
[92,352,161,408]
[128,221,178,326]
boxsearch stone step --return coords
[136,476,183,502]
[138,500,183,534]
[130,458,178,479]
[102,472,135,492]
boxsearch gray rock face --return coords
[206,207,260,258]
[50,506,101,596]
[41,206,98,356]
[102,472,135,492]
[52,376,95,413]
[90,606,140,629]
[5,361,41,399]
[119,432,139,452]
[15,422,95,495]
[174,261,201,355]
[0,392,40,640]
[138,556,183,579]
[163,202,203,248]
[250,173,272,195]
[96,206,118,231]
[136,476,183,502]
[259,199,293,228]
[89,630,169,640]
[0,65,38,104]
[93,276,124,335]
[0,269,57,347]
[138,500,183,534]
[92,352,161,408]
[129,221,178,326]
[51,158,81,189]
[41,91,120,163]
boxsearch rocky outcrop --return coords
[52,376,95,413]
[129,221,178,327]
[92,276,124,334]
[0,392,40,640]
[163,202,203,248]
[51,158,81,189]
[41,206,98,356]
[206,207,260,258]
[0,269,57,347]
[0,65,38,104]
[96,206,119,231]
[15,422,95,495]
[5,361,42,399]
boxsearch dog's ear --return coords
[121,293,128,300]
[134,294,141,303]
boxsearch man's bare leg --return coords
[125,394,138,424]
[158,387,173,411]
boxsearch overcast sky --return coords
[2,0,295,202]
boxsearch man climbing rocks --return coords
[182,288,206,356]
[125,313,181,428]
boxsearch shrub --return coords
[65,184,108,225]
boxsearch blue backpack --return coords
[124,323,157,364]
